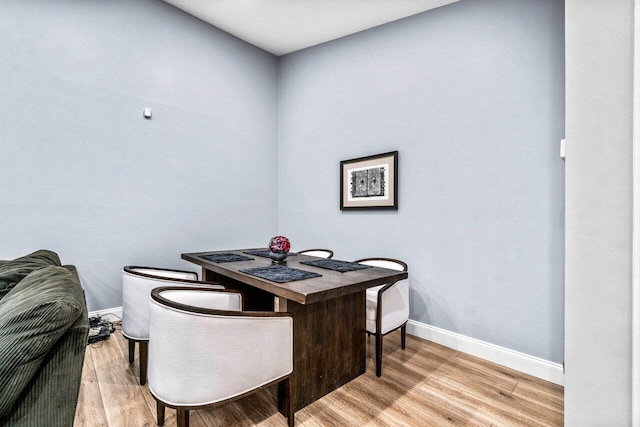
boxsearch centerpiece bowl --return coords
[268,236,290,263]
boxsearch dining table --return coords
[181,248,409,414]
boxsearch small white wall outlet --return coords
[143,108,152,119]
[560,138,566,160]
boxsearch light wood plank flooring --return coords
[75,325,563,426]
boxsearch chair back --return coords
[297,249,334,259]
[355,258,409,334]
[353,258,407,272]
[148,286,293,407]
[122,266,222,341]
[128,267,198,281]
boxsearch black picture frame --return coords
[340,151,398,210]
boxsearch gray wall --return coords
[564,0,634,424]
[0,0,279,311]
[278,0,565,363]
[1,0,567,368]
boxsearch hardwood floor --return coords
[75,325,563,426]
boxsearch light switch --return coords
[143,108,152,119]
[560,139,566,160]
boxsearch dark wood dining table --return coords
[181,248,409,414]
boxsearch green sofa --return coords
[0,250,89,427]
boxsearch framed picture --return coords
[340,151,398,210]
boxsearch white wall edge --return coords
[632,0,640,424]
[407,320,564,386]
[88,306,123,322]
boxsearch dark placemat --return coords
[200,253,254,263]
[240,265,321,283]
[243,249,297,258]
[300,259,373,273]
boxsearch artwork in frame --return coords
[340,151,398,210]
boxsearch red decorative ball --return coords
[268,236,290,253]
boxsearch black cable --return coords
[87,316,116,344]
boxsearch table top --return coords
[182,248,408,305]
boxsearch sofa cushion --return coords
[0,250,61,300]
[11,250,61,267]
[0,266,84,419]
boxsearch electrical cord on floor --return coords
[99,312,122,322]
[88,316,116,345]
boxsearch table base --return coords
[204,268,366,412]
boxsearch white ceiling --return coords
[161,0,460,56]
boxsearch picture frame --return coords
[340,151,398,210]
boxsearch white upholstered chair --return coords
[297,249,334,259]
[148,286,295,427]
[354,258,409,377]
[121,266,223,385]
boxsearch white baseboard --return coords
[88,306,123,322]
[87,307,563,385]
[406,320,564,386]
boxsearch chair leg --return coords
[156,401,165,426]
[128,339,135,364]
[375,333,383,377]
[401,324,407,350]
[177,408,189,427]
[286,377,295,427]
[139,341,148,385]
[278,376,295,426]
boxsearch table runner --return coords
[300,259,373,273]
[243,249,297,258]
[200,253,254,263]
[240,265,321,283]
